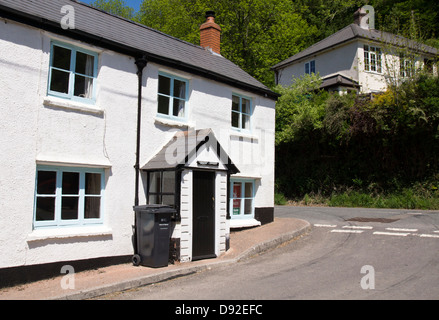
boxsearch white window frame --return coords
[400,53,415,78]
[33,165,105,229]
[364,45,382,74]
[48,41,98,104]
[230,179,255,220]
[157,72,189,121]
[231,93,252,132]
[305,60,316,75]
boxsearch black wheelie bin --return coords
[132,205,176,268]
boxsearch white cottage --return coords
[0,0,277,286]
[272,7,438,94]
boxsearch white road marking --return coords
[434,231,439,233]
[373,231,410,237]
[385,227,418,232]
[419,234,439,238]
[342,225,373,230]
[331,229,364,234]
[314,224,337,228]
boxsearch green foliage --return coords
[373,0,439,47]
[136,0,206,45]
[276,74,439,209]
[274,74,327,145]
[274,192,288,205]
[328,187,439,210]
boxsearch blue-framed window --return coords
[48,42,98,103]
[157,72,189,120]
[231,94,252,131]
[305,60,315,74]
[34,166,105,228]
[230,179,255,219]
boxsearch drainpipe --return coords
[134,56,148,207]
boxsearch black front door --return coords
[192,171,216,260]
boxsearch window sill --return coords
[154,116,194,129]
[27,225,112,242]
[43,96,104,115]
[230,218,261,229]
[229,129,258,141]
[364,70,383,76]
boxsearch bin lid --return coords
[133,204,176,214]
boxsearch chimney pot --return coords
[206,11,215,19]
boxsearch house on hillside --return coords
[0,0,277,285]
[272,7,439,94]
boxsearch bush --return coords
[274,192,288,205]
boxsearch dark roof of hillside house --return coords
[320,74,359,90]
[0,0,277,99]
[272,23,439,70]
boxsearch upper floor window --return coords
[157,73,188,119]
[48,42,98,103]
[305,60,316,75]
[231,94,252,131]
[34,166,105,229]
[364,45,382,73]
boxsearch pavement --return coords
[0,217,310,300]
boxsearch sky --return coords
[80,0,143,12]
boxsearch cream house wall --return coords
[276,41,359,87]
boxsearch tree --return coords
[90,0,135,20]
[274,73,327,145]
[135,0,318,86]
[88,0,439,86]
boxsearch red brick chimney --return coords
[200,11,221,54]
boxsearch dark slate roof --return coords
[0,0,277,99]
[320,74,359,89]
[272,23,439,70]
[142,129,239,174]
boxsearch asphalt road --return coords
[99,206,439,300]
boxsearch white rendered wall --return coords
[0,19,276,269]
[276,41,359,87]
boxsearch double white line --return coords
[372,227,418,237]
[331,225,373,234]
[315,224,439,238]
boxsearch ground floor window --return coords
[146,170,177,207]
[34,165,105,228]
[230,179,255,219]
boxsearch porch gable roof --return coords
[141,129,239,174]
